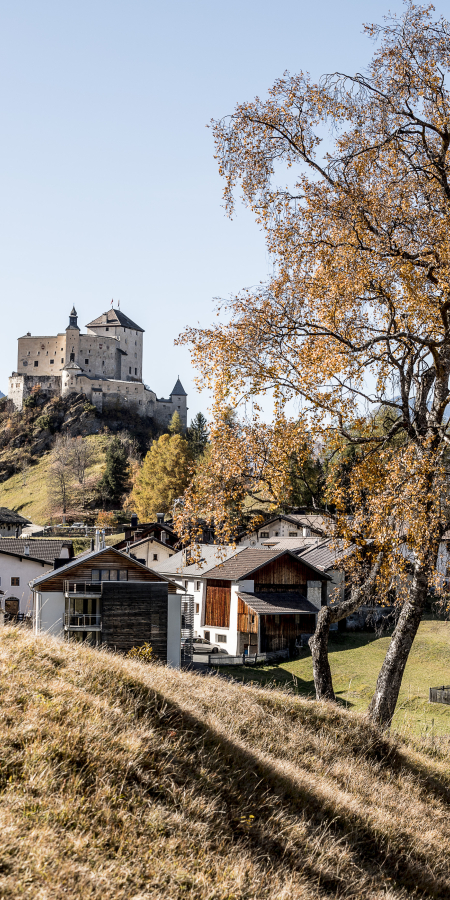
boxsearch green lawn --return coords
[219,619,450,737]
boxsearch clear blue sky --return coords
[0,0,427,418]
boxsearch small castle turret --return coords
[67,307,79,330]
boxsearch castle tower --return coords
[65,306,80,365]
[170,378,188,429]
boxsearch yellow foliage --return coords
[130,433,192,521]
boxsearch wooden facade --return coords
[101,582,168,659]
[205,579,231,628]
[237,597,258,634]
[260,613,316,652]
[253,555,311,592]
[35,549,177,593]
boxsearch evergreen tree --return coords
[187,412,209,459]
[131,433,192,520]
[98,437,130,507]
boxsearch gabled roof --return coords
[86,308,144,333]
[0,508,31,525]
[30,545,179,590]
[171,378,187,396]
[299,538,355,571]
[0,538,73,564]
[153,545,241,577]
[239,512,332,540]
[238,590,318,615]
[204,547,331,582]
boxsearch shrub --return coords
[127,642,153,662]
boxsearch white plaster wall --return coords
[0,556,52,613]
[167,594,181,668]
[131,539,176,568]
[35,590,65,637]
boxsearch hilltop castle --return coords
[8,306,187,428]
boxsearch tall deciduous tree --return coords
[178,2,450,726]
[131,433,192,520]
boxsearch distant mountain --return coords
[0,392,4,399]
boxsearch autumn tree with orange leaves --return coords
[176,2,450,727]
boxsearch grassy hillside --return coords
[0,433,109,523]
[1,628,450,898]
[216,620,450,737]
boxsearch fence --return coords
[429,685,450,705]
[207,649,289,666]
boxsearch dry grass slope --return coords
[1,627,450,899]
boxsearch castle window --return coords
[22,361,27,366]
[27,351,30,355]
[70,353,75,362]
[129,367,131,374]
[61,358,64,363]
[85,359,89,364]
[99,344,102,349]
[50,359,54,365]
[34,361,38,367]
[134,368,137,375]
[106,327,109,331]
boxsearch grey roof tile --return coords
[238,591,318,614]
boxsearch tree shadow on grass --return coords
[114,675,450,899]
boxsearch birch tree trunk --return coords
[310,553,383,702]
[368,562,428,728]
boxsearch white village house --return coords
[155,546,331,656]
[0,538,74,616]
[30,545,187,667]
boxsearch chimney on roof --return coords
[130,512,138,529]
[24,544,29,556]
[156,513,164,524]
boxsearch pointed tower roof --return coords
[171,378,187,396]
[86,308,144,332]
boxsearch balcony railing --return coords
[64,581,102,596]
[64,613,102,630]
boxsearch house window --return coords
[92,568,128,582]
[260,531,269,537]
[11,577,19,586]
[34,361,38,367]
[204,631,210,641]
[101,569,110,581]
[295,614,300,623]
[196,581,200,591]
[50,359,54,365]
[274,614,280,623]
[119,569,128,581]
[195,603,199,614]
[85,359,89,364]
[274,532,279,536]
[109,570,118,581]
[289,532,298,537]
[216,634,227,643]
[106,327,109,331]
[153,553,158,561]
[251,615,255,624]
[61,358,64,363]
